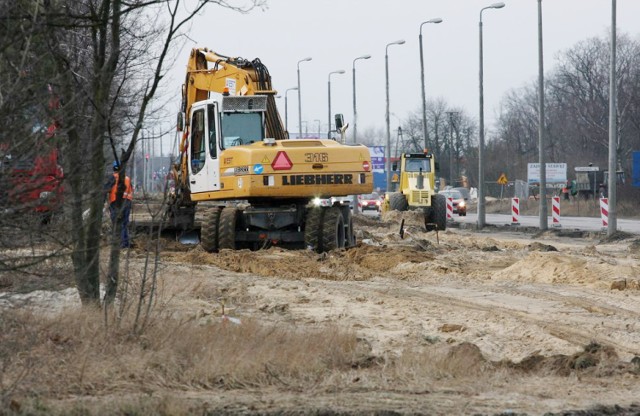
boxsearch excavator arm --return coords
[182,48,285,140]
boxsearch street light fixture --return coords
[385,39,405,192]
[328,70,345,139]
[284,87,298,133]
[477,2,505,229]
[297,57,312,139]
[419,18,443,151]
[352,54,371,144]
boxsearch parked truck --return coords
[1,87,64,223]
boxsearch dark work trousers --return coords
[109,200,131,248]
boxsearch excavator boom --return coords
[183,48,285,141]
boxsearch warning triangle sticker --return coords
[271,151,293,170]
[261,155,270,164]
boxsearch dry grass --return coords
[2,306,635,415]
[0,304,520,414]
[0,307,366,413]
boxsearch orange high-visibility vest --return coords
[109,173,133,203]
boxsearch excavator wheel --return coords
[201,207,222,252]
[433,194,447,231]
[320,207,345,252]
[305,207,345,252]
[337,205,355,248]
[423,207,436,232]
[304,207,323,252]
[389,192,409,211]
[218,207,239,250]
[346,215,355,247]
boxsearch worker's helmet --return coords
[113,161,120,171]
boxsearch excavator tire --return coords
[346,214,355,247]
[201,207,222,253]
[320,207,345,252]
[304,207,323,251]
[433,194,447,231]
[389,192,409,211]
[337,205,355,248]
[423,206,436,232]
[218,207,238,250]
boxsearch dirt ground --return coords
[4,209,640,415]
[159,211,640,414]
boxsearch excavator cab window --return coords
[221,112,263,149]
[190,109,206,174]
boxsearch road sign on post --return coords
[497,173,508,185]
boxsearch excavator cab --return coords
[187,95,268,195]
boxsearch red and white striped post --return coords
[511,197,520,225]
[446,197,453,220]
[600,197,609,230]
[552,196,561,228]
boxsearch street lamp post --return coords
[297,57,312,139]
[284,87,298,133]
[537,0,548,230]
[352,54,371,144]
[608,0,617,236]
[385,39,405,192]
[328,70,346,139]
[419,18,443,150]
[478,2,505,229]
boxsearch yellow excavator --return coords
[167,48,373,252]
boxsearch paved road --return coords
[453,212,640,234]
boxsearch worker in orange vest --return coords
[105,161,133,248]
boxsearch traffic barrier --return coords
[511,197,520,225]
[552,196,562,227]
[446,197,453,220]
[600,197,608,229]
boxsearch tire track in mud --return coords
[334,278,640,359]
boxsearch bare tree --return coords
[402,99,477,187]
[494,32,640,190]
[2,0,265,307]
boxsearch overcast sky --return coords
[165,0,640,141]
